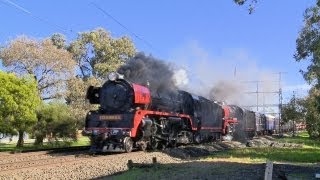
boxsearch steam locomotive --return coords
[83,72,278,153]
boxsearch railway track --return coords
[0,146,91,171]
[0,145,90,154]
[0,149,152,179]
[0,145,90,156]
[0,145,140,174]
[0,155,82,172]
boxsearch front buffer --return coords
[84,112,135,153]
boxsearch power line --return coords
[0,0,73,35]
[242,80,280,112]
[242,72,287,132]
[91,2,158,53]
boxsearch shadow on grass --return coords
[98,161,319,180]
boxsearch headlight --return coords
[108,72,118,81]
[111,129,119,135]
[92,130,98,135]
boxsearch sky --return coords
[0,0,317,108]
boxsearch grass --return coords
[0,136,90,152]
[275,131,320,148]
[206,147,320,163]
[205,131,320,163]
[108,163,241,180]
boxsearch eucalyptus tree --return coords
[0,36,76,100]
[68,28,136,79]
[65,28,136,124]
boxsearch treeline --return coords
[281,88,320,138]
[279,1,320,138]
[0,28,136,147]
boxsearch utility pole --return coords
[277,72,287,133]
[256,82,259,111]
[242,80,279,112]
[292,90,296,136]
[263,93,266,113]
[242,72,286,129]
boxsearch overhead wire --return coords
[1,0,158,55]
[0,0,73,35]
[91,2,158,54]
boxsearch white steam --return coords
[169,41,281,113]
[173,68,189,87]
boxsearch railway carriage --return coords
[255,113,267,134]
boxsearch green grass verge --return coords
[275,131,320,148]
[205,131,320,163]
[0,136,90,152]
[109,163,240,180]
[207,147,320,163]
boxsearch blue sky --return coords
[0,0,316,103]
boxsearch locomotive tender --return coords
[83,72,276,153]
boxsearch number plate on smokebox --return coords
[99,115,122,121]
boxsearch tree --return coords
[51,33,66,49]
[65,28,136,124]
[295,1,320,125]
[33,102,78,145]
[295,3,320,89]
[281,94,306,135]
[0,36,76,100]
[233,0,258,14]
[68,28,136,79]
[304,88,320,138]
[0,71,40,147]
[65,76,101,127]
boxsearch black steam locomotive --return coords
[84,72,277,153]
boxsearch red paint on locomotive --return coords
[132,83,151,104]
[222,105,238,135]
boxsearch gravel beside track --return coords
[0,147,89,164]
[0,151,182,180]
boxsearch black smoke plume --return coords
[117,53,177,94]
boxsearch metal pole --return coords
[277,71,286,133]
[257,82,259,111]
[279,72,281,133]
[263,93,265,113]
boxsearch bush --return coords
[33,102,79,145]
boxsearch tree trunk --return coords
[34,135,44,146]
[292,120,296,137]
[16,130,24,147]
